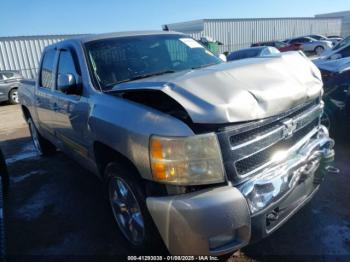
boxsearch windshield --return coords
[85,34,221,90]
[227,48,262,61]
[333,36,350,51]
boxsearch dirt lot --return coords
[1,104,350,261]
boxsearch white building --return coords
[0,35,78,78]
[163,17,342,53]
[316,10,350,37]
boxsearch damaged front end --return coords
[216,97,336,242]
[147,98,336,255]
[112,52,335,255]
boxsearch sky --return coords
[0,0,349,37]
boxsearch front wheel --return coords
[8,88,19,104]
[28,117,56,156]
[315,46,324,56]
[105,162,166,254]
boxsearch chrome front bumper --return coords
[146,125,335,255]
[239,125,334,215]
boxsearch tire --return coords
[104,161,166,254]
[8,88,19,105]
[27,117,56,156]
[314,46,324,56]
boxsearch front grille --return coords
[235,119,319,175]
[229,100,318,148]
[230,121,279,147]
[217,99,322,185]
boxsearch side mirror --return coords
[219,54,227,62]
[57,73,80,94]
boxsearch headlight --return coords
[149,133,225,185]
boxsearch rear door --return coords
[35,49,58,137]
[0,73,8,102]
[53,48,90,160]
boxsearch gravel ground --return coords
[0,104,349,262]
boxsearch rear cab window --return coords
[40,49,56,89]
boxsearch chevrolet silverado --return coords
[18,31,335,256]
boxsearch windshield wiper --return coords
[191,62,219,70]
[109,69,176,87]
[131,69,176,80]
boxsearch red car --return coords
[251,41,302,52]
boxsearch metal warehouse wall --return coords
[316,10,350,37]
[165,18,342,53]
[0,35,77,79]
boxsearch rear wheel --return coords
[105,162,166,254]
[315,46,324,56]
[28,117,56,156]
[8,88,19,104]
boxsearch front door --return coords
[53,48,90,160]
[35,49,58,137]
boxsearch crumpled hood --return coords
[115,51,323,124]
[314,57,350,73]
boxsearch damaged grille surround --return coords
[217,99,323,185]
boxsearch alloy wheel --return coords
[109,176,145,245]
[11,90,19,104]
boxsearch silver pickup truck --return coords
[19,31,335,256]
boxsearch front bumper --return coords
[146,126,334,255]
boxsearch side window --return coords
[292,38,307,44]
[40,50,56,88]
[0,73,3,80]
[260,49,268,56]
[56,50,79,92]
[57,51,78,76]
[275,42,285,48]
[3,72,14,78]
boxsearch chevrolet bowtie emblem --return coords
[283,119,297,138]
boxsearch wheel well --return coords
[93,141,138,179]
[315,45,324,50]
[8,87,18,96]
[21,105,31,121]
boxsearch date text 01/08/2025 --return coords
[127,256,219,261]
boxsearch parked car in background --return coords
[315,57,350,129]
[317,36,350,61]
[286,36,333,55]
[18,31,335,256]
[0,71,23,104]
[227,46,280,61]
[251,41,302,52]
[307,34,343,46]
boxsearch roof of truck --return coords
[69,30,185,43]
